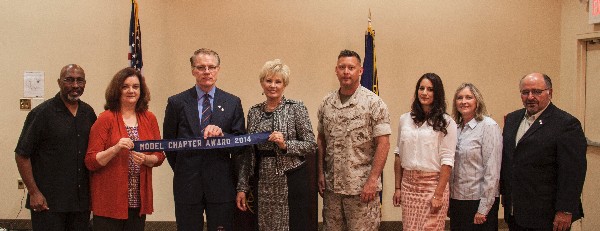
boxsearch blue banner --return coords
[133,132,270,152]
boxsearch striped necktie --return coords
[200,93,211,132]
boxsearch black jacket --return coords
[163,86,247,203]
[500,103,587,229]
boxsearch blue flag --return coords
[129,0,143,71]
[360,22,377,95]
[361,16,383,206]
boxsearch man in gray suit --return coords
[163,48,249,231]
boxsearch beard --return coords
[67,94,80,102]
[60,89,83,104]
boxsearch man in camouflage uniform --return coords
[317,50,391,231]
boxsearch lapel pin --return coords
[539,120,543,125]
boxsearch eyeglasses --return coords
[520,88,549,96]
[192,65,219,72]
[61,77,86,85]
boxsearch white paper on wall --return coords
[24,71,44,98]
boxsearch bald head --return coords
[57,64,87,104]
[60,64,85,79]
[520,73,553,115]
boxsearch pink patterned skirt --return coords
[401,170,449,231]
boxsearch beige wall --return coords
[560,1,600,229]
[1,0,594,223]
[560,0,600,126]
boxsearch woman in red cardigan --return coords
[85,67,165,231]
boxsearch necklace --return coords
[265,105,277,112]
[264,100,281,112]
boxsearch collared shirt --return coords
[196,85,215,122]
[318,86,391,195]
[394,113,457,172]
[449,116,502,215]
[15,93,97,212]
[515,103,549,145]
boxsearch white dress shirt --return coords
[394,112,457,172]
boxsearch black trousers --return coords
[449,198,500,231]
[286,164,311,231]
[92,208,145,231]
[30,209,90,231]
[176,200,235,231]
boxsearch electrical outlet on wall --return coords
[17,178,24,189]
[20,98,31,110]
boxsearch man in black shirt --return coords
[15,64,97,230]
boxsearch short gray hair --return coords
[190,48,220,66]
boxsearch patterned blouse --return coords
[239,97,317,187]
[126,125,141,208]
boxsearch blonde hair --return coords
[259,59,290,86]
[452,83,488,124]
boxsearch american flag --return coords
[129,0,143,71]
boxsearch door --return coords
[585,41,600,144]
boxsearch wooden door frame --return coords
[577,33,600,146]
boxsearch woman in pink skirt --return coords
[392,73,457,230]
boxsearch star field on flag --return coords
[128,0,143,71]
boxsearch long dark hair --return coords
[410,73,448,135]
[104,67,150,112]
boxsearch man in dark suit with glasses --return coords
[501,73,587,231]
[164,48,250,231]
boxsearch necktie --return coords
[200,93,211,132]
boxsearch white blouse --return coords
[394,112,457,172]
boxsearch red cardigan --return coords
[85,110,165,219]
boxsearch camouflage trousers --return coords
[322,191,380,231]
